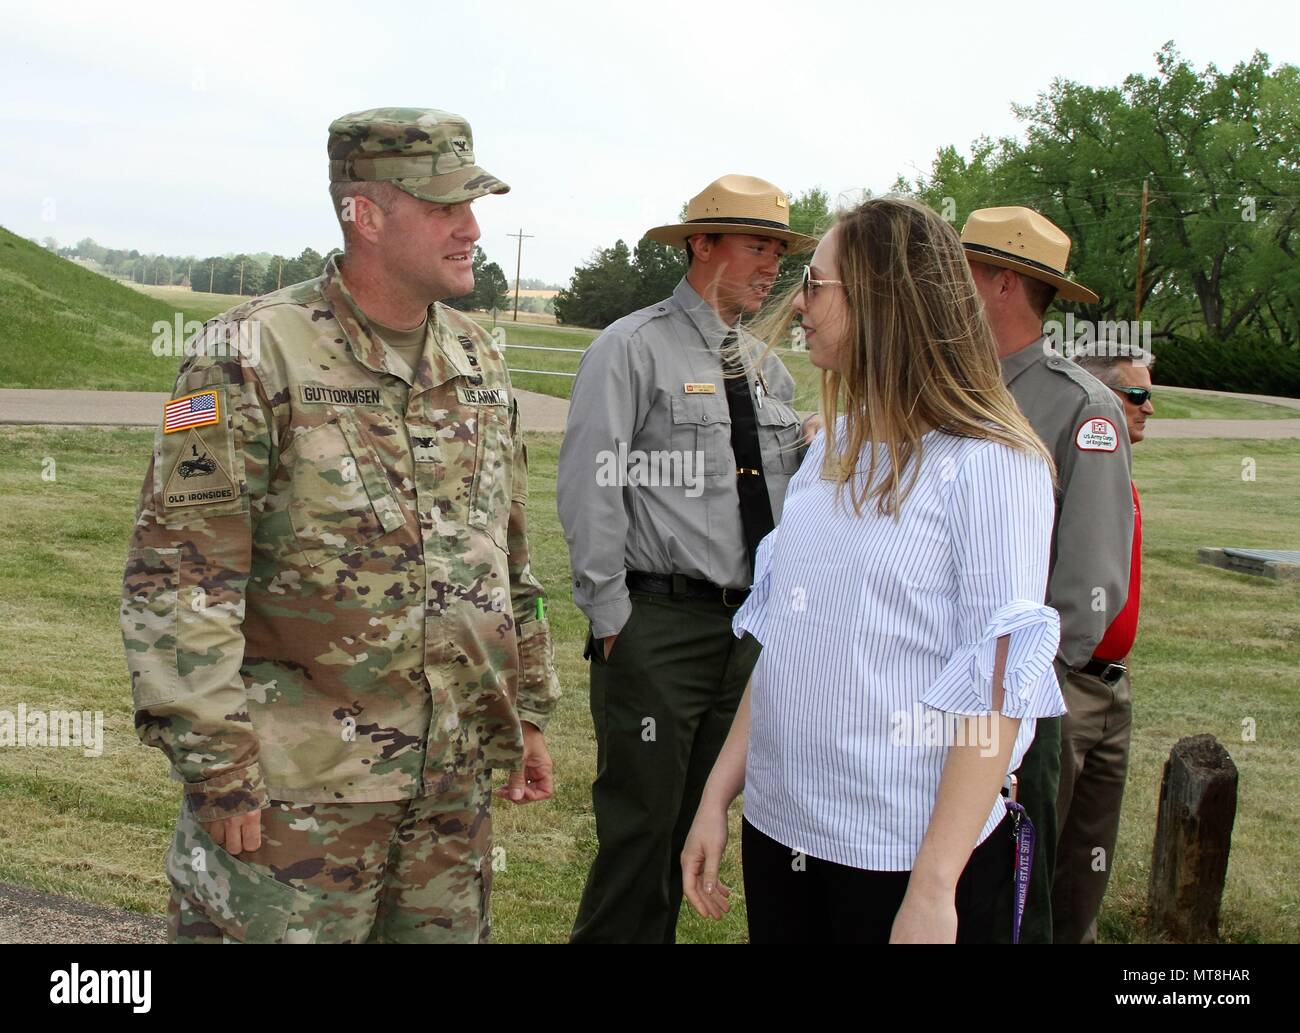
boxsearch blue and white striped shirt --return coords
[733,424,1066,871]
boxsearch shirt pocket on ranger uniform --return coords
[755,396,803,475]
[670,393,732,477]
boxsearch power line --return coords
[505,228,535,323]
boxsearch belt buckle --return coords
[1103,662,1126,684]
[722,587,745,608]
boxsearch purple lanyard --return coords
[1005,800,1035,945]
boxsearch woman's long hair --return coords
[756,196,1054,517]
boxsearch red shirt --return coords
[1094,481,1141,662]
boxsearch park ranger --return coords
[559,174,817,942]
[962,206,1134,944]
[121,107,560,943]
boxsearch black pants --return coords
[570,592,761,943]
[741,813,1015,944]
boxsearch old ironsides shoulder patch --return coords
[1075,416,1119,452]
[164,427,237,508]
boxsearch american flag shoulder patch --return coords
[164,390,220,434]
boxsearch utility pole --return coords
[1135,178,1150,323]
[238,260,245,296]
[277,256,283,290]
[208,261,215,293]
[506,228,534,322]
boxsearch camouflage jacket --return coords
[122,255,560,821]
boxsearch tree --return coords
[442,246,509,312]
[899,43,1300,344]
[632,238,686,303]
[776,188,831,291]
[554,240,658,328]
[475,259,510,312]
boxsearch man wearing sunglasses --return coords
[559,174,816,942]
[1055,343,1154,942]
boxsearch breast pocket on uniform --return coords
[755,397,803,475]
[670,394,732,478]
[469,401,513,552]
[280,414,404,568]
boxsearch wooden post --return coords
[208,262,215,293]
[1147,734,1238,942]
[1135,179,1150,322]
[238,260,245,295]
[277,256,283,290]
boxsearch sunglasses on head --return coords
[1114,387,1153,406]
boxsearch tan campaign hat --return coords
[328,107,509,204]
[645,174,817,252]
[960,206,1098,303]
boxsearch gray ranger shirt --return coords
[1002,338,1134,669]
[558,278,806,638]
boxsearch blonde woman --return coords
[680,197,1066,944]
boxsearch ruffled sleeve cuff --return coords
[732,533,776,645]
[920,601,1066,719]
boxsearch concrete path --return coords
[0,387,571,433]
[6,387,1299,438]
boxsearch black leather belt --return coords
[1079,659,1127,684]
[626,571,750,607]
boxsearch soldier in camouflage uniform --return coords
[121,108,561,943]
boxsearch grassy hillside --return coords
[0,227,212,392]
[6,234,1295,421]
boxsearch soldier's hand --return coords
[801,413,824,446]
[203,810,263,855]
[601,634,618,660]
[495,723,554,804]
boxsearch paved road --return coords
[0,387,572,434]
[2,387,1299,438]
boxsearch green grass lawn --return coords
[0,427,1296,942]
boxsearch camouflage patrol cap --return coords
[328,107,509,204]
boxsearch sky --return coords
[2,0,1296,285]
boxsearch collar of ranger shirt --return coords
[999,335,1050,386]
[319,254,476,387]
[672,277,746,354]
